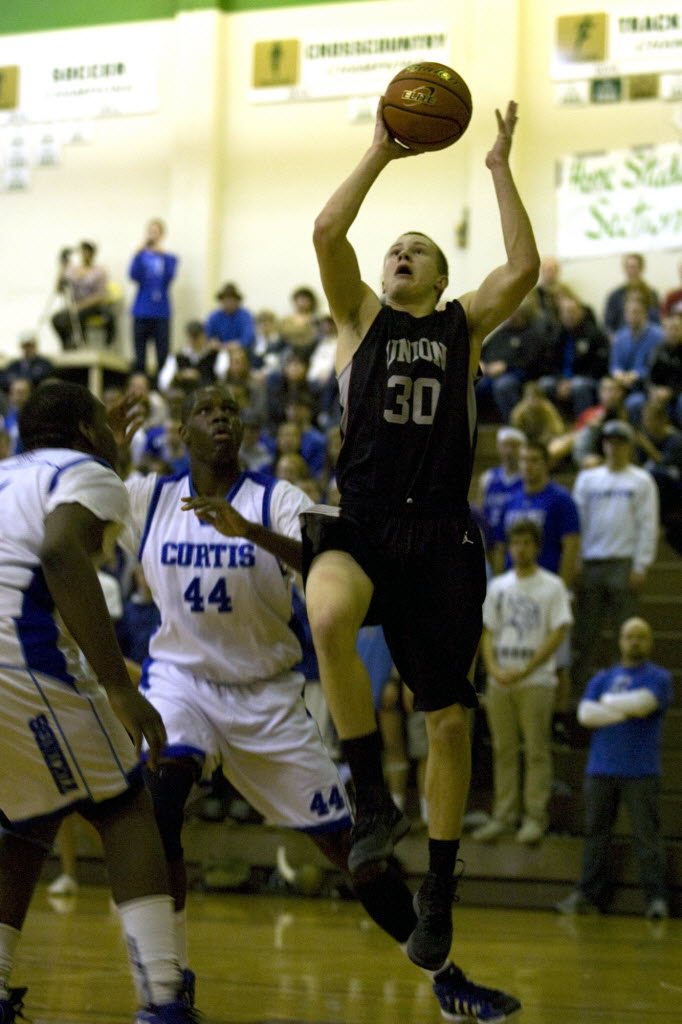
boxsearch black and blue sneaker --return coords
[433,964,522,1022]
[135,1000,201,1023]
[0,987,27,1023]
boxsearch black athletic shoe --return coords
[0,987,28,1023]
[433,963,522,1022]
[347,797,410,881]
[407,871,458,970]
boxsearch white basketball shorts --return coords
[142,662,352,833]
[0,665,139,824]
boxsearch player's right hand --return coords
[107,686,167,771]
[374,99,420,159]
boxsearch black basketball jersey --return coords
[335,300,477,508]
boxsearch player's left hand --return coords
[106,393,147,448]
[485,101,518,170]
[181,495,250,538]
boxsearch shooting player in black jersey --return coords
[304,99,539,985]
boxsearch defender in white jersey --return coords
[119,384,522,1024]
[0,382,199,1024]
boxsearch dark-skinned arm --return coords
[181,495,303,572]
[41,503,166,768]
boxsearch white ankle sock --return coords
[174,908,188,970]
[0,924,20,998]
[117,895,180,1007]
[389,791,406,811]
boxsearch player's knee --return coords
[307,602,357,660]
[380,679,400,712]
[426,702,469,750]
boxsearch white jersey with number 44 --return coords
[121,470,312,684]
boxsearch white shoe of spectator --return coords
[645,897,669,920]
[470,818,515,842]
[516,819,545,844]
[47,873,78,896]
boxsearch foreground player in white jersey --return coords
[0,381,199,1024]
[117,384,520,1022]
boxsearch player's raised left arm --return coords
[182,496,304,572]
[460,102,540,372]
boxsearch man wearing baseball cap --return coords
[204,282,255,353]
[571,418,659,696]
[0,332,54,393]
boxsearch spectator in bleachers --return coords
[238,409,273,473]
[0,331,54,392]
[129,217,178,376]
[533,255,562,327]
[274,450,310,485]
[224,341,267,422]
[571,420,659,694]
[251,310,288,373]
[319,424,342,501]
[125,372,168,467]
[143,417,190,476]
[538,290,609,418]
[4,377,32,455]
[474,518,573,845]
[555,618,671,919]
[477,426,525,538]
[572,376,629,468]
[625,313,682,429]
[205,282,256,353]
[510,383,575,467]
[476,297,547,422]
[661,258,682,318]
[265,348,312,430]
[636,401,682,555]
[610,292,664,403]
[603,253,660,336]
[493,439,580,591]
[279,285,320,358]
[306,314,338,390]
[51,241,114,350]
[270,420,324,480]
[283,391,326,476]
[157,319,228,395]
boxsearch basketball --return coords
[382,62,472,153]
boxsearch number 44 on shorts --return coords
[309,785,346,817]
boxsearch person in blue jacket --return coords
[129,218,178,376]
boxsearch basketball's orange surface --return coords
[383,62,472,153]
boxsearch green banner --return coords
[0,0,353,37]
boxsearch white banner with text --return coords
[556,142,682,256]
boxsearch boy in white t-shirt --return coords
[475,518,573,844]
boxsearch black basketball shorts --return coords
[301,503,487,713]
